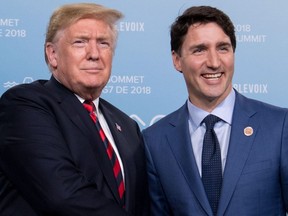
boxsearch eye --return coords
[218,44,232,53]
[192,47,206,55]
[72,39,87,47]
[97,41,111,49]
[194,48,204,53]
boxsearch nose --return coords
[206,50,220,69]
[87,41,100,61]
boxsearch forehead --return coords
[53,18,113,43]
[185,22,230,44]
[67,18,112,33]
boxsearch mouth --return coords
[82,68,103,73]
[202,72,223,80]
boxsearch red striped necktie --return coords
[83,100,125,204]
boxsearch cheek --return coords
[59,51,81,69]
[182,70,198,88]
[182,59,202,76]
[224,61,235,79]
[104,51,113,64]
[224,55,234,69]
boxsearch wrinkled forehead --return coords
[52,18,115,43]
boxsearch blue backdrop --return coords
[1,0,288,129]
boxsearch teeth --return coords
[203,73,222,79]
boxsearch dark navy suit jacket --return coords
[143,91,288,215]
[0,76,149,215]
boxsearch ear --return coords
[45,42,58,68]
[172,50,182,73]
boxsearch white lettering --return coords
[233,84,268,94]
[236,34,267,43]
[118,22,144,32]
[235,24,251,32]
[0,19,20,26]
[109,75,144,84]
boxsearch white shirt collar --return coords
[75,95,100,115]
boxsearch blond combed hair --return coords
[44,3,123,64]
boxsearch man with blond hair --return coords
[0,3,149,215]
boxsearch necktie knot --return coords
[83,100,97,123]
[202,114,221,130]
[83,100,95,113]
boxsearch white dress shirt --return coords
[76,96,125,181]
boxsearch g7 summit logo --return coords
[130,114,165,128]
[3,77,34,88]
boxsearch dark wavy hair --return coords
[170,6,236,55]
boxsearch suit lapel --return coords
[44,76,90,135]
[45,77,121,204]
[166,104,212,215]
[218,92,259,215]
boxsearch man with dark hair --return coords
[143,6,288,215]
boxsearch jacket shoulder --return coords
[1,80,49,101]
[143,103,187,135]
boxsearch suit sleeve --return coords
[281,111,288,212]
[142,129,171,216]
[0,87,130,215]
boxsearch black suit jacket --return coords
[0,76,150,216]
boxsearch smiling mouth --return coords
[202,72,223,79]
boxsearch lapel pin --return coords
[115,123,122,132]
[244,126,253,136]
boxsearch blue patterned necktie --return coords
[201,114,222,215]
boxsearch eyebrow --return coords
[186,43,206,53]
[73,30,111,39]
[188,41,232,51]
[216,41,232,47]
